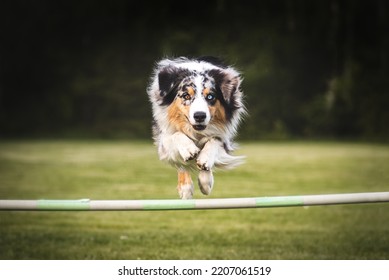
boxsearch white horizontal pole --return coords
[0,192,389,211]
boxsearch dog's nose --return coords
[193,111,207,123]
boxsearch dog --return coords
[147,56,246,199]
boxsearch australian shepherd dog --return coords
[147,56,246,199]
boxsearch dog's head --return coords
[153,57,243,134]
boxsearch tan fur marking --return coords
[202,87,210,95]
[177,169,192,185]
[209,100,227,129]
[167,98,194,136]
[187,86,195,96]
[177,169,193,199]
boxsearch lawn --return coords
[0,140,389,259]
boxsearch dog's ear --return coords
[209,68,242,106]
[158,66,178,97]
[157,66,190,105]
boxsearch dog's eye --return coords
[182,93,191,100]
[206,93,215,101]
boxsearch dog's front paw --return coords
[184,146,200,161]
[177,139,200,162]
[196,160,209,171]
[196,151,214,171]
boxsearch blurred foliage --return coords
[0,0,388,140]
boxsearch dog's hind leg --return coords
[177,168,194,199]
[198,170,214,195]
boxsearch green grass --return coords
[1,140,389,259]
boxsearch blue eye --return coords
[206,94,215,101]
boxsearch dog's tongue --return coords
[193,125,206,131]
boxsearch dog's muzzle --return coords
[192,111,207,131]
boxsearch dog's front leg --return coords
[177,168,194,199]
[175,132,200,162]
[196,138,221,196]
[196,138,221,171]
[197,138,244,170]
[158,132,200,163]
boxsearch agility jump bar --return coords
[1,192,389,211]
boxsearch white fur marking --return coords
[198,170,214,195]
[178,183,194,199]
[158,132,200,164]
[189,76,211,126]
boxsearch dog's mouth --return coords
[192,124,206,131]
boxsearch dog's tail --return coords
[214,154,245,170]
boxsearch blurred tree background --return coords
[1,0,388,140]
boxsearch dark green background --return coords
[1,0,388,140]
